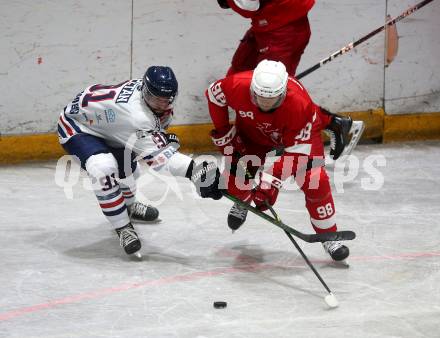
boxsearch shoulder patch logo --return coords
[104,109,116,123]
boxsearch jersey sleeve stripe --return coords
[207,83,227,107]
[57,124,67,138]
[63,113,82,133]
[284,143,311,155]
[59,114,74,136]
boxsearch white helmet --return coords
[250,60,288,111]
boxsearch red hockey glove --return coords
[211,125,247,156]
[253,172,282,211]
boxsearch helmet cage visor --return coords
[142,83,177,113]
[250,86,286,111]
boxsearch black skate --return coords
[115,223,142,256]
[326,115,353,160]
[322,241,349,261]
[227,203,248,231]
[128,202,160,223]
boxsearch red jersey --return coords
[227,0,315,32]
[206,71,324,162]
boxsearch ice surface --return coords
[0,142,439,338]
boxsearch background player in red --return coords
[216,0,361,161]
[206,59,349,261]
[218,0,313,76]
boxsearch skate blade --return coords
[333,259,349,268]
[339,259,349,267]
[131,251,143,260]
[342,120,365,157]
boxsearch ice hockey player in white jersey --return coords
[57,66,223,257]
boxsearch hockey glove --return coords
[186,161,223,200]
[165,133,180,146]
[217,0,230,9]
[253,172,282,211]
[211,125,246,157]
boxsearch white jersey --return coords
[57,79,192,176]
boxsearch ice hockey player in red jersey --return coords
[217,0,314,76]
[206,59,349,261]
[216,0,362,161]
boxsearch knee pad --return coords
[119,166,140,191]
[85,153,119,190]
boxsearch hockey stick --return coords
[265,203,339,308]
[296,0,435,80]
[223,193,356,243]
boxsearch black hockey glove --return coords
[186,160,223,200]
[165,133,180,146]
[217,0,230,9]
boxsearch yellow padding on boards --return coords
[169,123,216,153]
[1,111,440,164]
[321,108,384,142]
[341,108,384,139]
[383,113,440,142]
[0,134,65,164]
[0,124,216,164]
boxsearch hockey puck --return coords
[213,301,227,309]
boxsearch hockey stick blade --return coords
[223,193,356,243]
[314,231,356,242]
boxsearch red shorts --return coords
[227,16,311,76]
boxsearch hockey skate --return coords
[115,223,142,257]
[228,203,248,231]
[322,241,349,262]
[341,120,365,158]
[325,115,353,160]
[128,202,160,223]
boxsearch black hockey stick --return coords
[223,193,356,243]
[296,0,435,80]
[265,203,339,308]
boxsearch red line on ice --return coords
[0,250,439,322]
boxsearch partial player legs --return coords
[225,172,253,231]
[118,169,160,223]
[111,148,160,223]
[85,152,142,256]
[255,16,311,76]
[227,28,259,76]
[85,153,131,228]
[62,134,143,256]
[224,152,264,230]
[298,166,349,261]
[227,17,312,77]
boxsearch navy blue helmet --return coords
[142,66,178,106]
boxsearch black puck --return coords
[213,301,227,309]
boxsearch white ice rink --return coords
[1,142,439,338]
